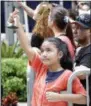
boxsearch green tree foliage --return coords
[1,41,28,101]
[1,58,27,101]
[1,41,24,58]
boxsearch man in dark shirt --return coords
[73,14,91,106]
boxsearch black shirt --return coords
[74,44,91,106]
[31,33,44,49]
[75,44,91,68]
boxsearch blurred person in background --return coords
[48,6,76,61]
[76,1,90,15]
[73,13,91,106]
[69,9,79,48]
[17,1,54,49]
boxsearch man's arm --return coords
[74,65,90,79]
[8,8,36,62]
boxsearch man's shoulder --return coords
[77,44,91,56]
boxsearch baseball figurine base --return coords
[7,18,18,29]
[7,25,18,29]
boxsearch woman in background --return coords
[48,6,76,61]
[17,1,54,49]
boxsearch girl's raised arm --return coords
[8,8,36,62]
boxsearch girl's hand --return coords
[8,8,20,25]
[32,47,41,55]
[46,92,61,102]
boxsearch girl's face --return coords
[40,41,61,67]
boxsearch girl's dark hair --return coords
[50,6,76,48]
[44,37,73,71]
[50,6,68,30]
[66,23,76,48]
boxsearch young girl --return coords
[16,2,54,105]
[8,9,86,106]
[48,6,76,61]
